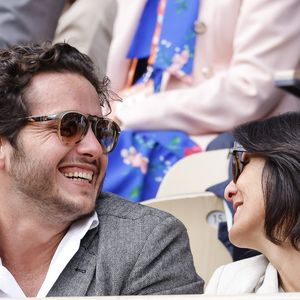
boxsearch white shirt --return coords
[0,212,99,298]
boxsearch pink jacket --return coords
[107,0,300,136]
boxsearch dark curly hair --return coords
[233,112,300,250]
[0,42,114,146]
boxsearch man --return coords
[0,43,203,297]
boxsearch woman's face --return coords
[224,153,267,250]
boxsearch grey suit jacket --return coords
[48,193,204,296]
[0,0,65,48]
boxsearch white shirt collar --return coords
[0,212,99,298]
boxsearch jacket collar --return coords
[47,227,98,296]
[256,262,280,293]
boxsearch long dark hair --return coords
[233,112,300,250]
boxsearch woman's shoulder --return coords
[205,254,269,294]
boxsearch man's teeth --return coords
[63,171,93,182]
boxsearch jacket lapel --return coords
[107,0,149,90]
[47,228,98,296]
[256,262,280,293]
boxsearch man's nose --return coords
[76,126,104,159]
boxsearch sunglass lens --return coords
[232,151,246,183]
[60,112,88,144]
[232,154,239,183]
[95,119,119,153]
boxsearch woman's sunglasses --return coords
[230,141,247,183]
[19,111,121,154]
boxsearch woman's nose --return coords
[224,180,238,202]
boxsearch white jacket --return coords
[205,254,282,294]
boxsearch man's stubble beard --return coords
[8,145,102,225]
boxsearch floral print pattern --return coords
[103,130,201,202]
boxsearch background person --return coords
[104,0,300,201]
[0,0,65,48]
[205,112,300,293]
[54,0,117,78]
[0,42,203,297]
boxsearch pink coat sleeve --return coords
[107,0,300,135]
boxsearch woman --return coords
[205,112,300,293]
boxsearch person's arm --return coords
[0,0,65,48]
[111,0,300,134]
[122,216,204,294]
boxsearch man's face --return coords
[7,72,108,224]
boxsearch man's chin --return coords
[74,208,96,222]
